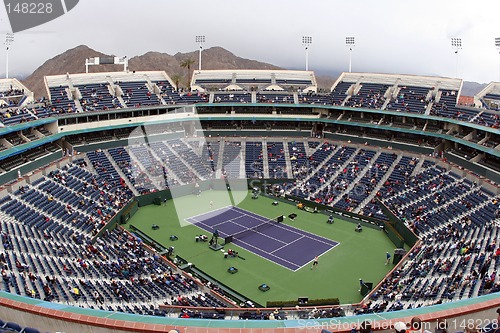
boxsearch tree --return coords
[180,58,195,90]
[171,73,182,91]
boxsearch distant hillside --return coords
[461,81,487,97]
[315,75,337,92]
[22,45,283,98]
[23,45,121,99]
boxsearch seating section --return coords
[31,104,54,118]
[0,107,36,125]
[219,141,241,178]
[361,156,421,219]
[108,147,156,194]
[299,92,332,105]
[0,319,41,333]
[200,141,218,174]
[384,170,474,233]
[78,83,118,111]
[386,86,431,114]
[367,188,499,312]
[473,111,500,128]
[330,81,352,105]
[154,80,181,105]
[321,149,377,211]
[344,83,389,109]
[245,142,264,178]
[146,141,190,184]
[177,92,208,104]
[267,142,287,178]
[334,152,397,212]
[0,160,228,317]
[119,81,160,108]
[292,142,342,199]
[214,93,252,103]
[129,144,174,190]
[484,92,500,104]
[288,141,307,178]
[280,141,499,311]
[256,93,294,104]
[0,137,499,319]
[430,90,460,119]
[48,86,77,113]
[168,139,214,180]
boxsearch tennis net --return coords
[230,217,280,241]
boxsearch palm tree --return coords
[171,73,182,91]
[180,58,195,90]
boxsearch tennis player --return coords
[311,256,319,270]
[385,252,391,265]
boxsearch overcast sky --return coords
[0,0,499,83]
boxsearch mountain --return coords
[315,75,337,92]
[22,45,124,99]
[461,81,487,97]
[22,45,283,98]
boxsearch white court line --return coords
[188,218,230,238]
[182,205,233,222]
[232,237,301,271]
[188,214,249,230]
[270,235,305,254]
[229,220,290,246]
[233,206,337,247]
[294,241,341,271]
[190,210,291,246]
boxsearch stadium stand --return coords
[1,136,497,318]
[0,160,229,316]
[0,79,38,126]
[0,68,499,331]
[28,70,499,132]
[45,71,178,112]
[191,70,317,93]
[0,79,34,108]
[477,82,500,111]
[245,141,264,179]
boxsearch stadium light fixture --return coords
[196,35,205,72]
[302,36,312,71]
[346,36,355,73]
[4,33,14,79]
[496,37,500,81]
[451,37,462,78]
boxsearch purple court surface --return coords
[186,206,339,271]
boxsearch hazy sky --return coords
[0,0,499,83]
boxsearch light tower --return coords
[451,37,462,78]
[346,36,355,73]
[5,33,14,79]
[495,37,500,81]
[302,36,312,71]
[196,35,205,72]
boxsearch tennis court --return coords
[186,206,339,271]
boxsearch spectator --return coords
[359,321,373,333]
[481,307,500,333]
[394,322,408,333]
[409,317,431,333]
